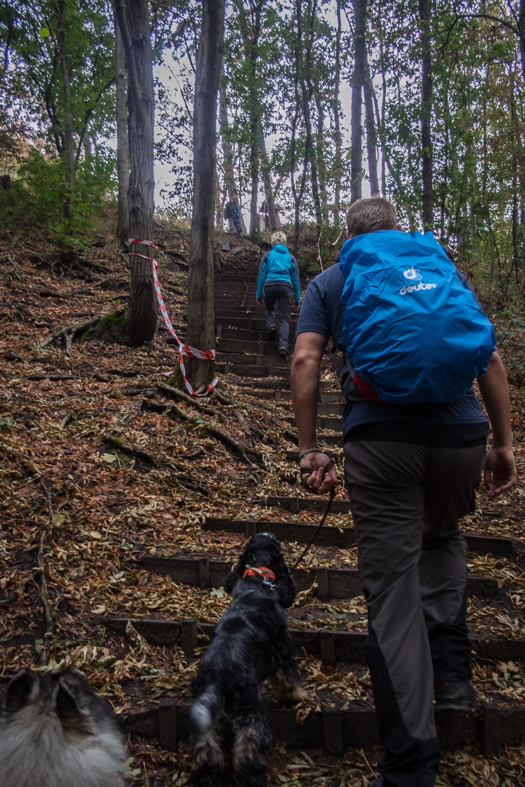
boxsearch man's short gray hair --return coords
[271,231,287,246]
[346,198,397,237]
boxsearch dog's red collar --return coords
[243,566,276,583]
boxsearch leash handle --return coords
[275,483,336,590]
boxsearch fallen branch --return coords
[38,317,101,350]
[37,478,55,666]
[105,433,159,466]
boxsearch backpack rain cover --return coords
[339,230,496,404]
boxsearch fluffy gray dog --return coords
[0,669,127,787]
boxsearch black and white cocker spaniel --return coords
[189,532,304,787]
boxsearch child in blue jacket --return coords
[256,231,301,358]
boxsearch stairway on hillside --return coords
[108,255,525,760]
[214,260,345,448]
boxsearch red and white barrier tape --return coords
[129,238,218,397]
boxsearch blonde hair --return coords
[271,231,287,247]
[346,198,397,237]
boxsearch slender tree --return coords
[113,0,156,345]
[364,57,379,196]
[333,0,342,224]
[114,7,129,248]
[351,0,366,203]
[219,68,236,201]
[259,127,279,231]
[419,0,434,230]
[185,0,225,390]
[57,0,75,225]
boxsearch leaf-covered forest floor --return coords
[0,214,524,786]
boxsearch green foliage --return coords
[0,148,116,249]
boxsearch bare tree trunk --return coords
[364,57,379,196]
[518,0,525,82]
[302,1,322,230]
[58,0,75,225]
[315,95,329,223]
[351,0,366,203]
[259,125,279,231]
[419,0,433,231]
[114,0,157,345]
[219,68,236,200]
[114,9,129,248]
[249,136,259,242]
[185,0,225,389]
[333,0,342,224]
[236,0,264,243]
[291,0,309,255]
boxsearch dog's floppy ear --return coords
[223,552,247,595]
[274,554,296,608]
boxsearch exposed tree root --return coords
[213,389,234,406]
[105,433,209,496]
[143,398,262,466]
[233,408,252,440]
[157,381,225,418]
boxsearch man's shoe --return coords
[279,346,288,359]
[268,325,276,341]
[434,679,478,711]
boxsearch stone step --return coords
[217,339,295,355]
[218,328,262,341]
[215,275,258,283]
[141,556,501,600]
[216,363,290,379]
[283,415,342,431]
[204,516,355,547]
[321,391,344,403]
[216,317,296,331]
[222,374,291,390]
[318,403,344,416]
[222,376,339,393]
[202,517,514,557]
[106,617,525,670]
[118,695,525,755]
[263,495,350,512]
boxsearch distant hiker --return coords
[256,231,301,359]
[291,196,516,787]
[224,195,242,234]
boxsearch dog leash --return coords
[275,481,336,590]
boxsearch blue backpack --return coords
[339,230,496,404]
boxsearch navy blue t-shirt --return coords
[297,263,489,441]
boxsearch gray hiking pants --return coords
[344,440,485,787]
[263,282,292,350]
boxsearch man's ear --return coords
[396,224,402,231]
[345,229,354,239]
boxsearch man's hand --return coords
[293,302,301,313]
[483,445,516,498]
[256,298,264,306]
[299,451,339,494]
